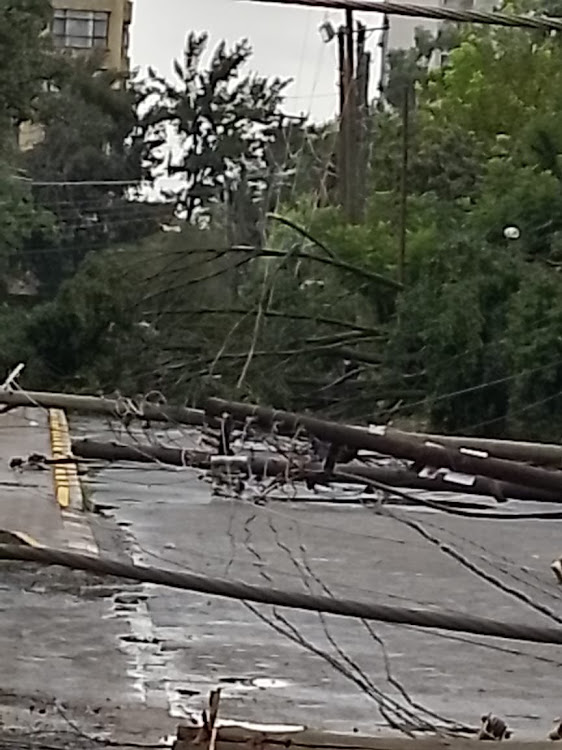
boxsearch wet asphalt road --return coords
[73,418,562,738]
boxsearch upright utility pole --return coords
[337,27,347,212]
[398,85,409,285]
[377,14,390,100]
[355,21,370,223]
[337,11,370,224]
[344,9,356,221]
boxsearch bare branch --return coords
[154,306,380,334]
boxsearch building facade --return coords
[19,0,132,150]
[50,0,132,72]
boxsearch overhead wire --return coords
[414,512,562,606]
[371,502,562,627]
[15,177,142,187]
[233,404,562,622]
[74,414,562,679]
[244,0,562,31]
[233,502,425,733]
[336,471,562,520]
[123,513,448,607]
[263,509,463,731]
[21,212,562,433]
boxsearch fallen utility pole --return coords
[0,389,206,426]
[71,439,295,479]
[398,429,562,468]
[335,463,562,503]
[174,725,559,750]
[2,543,562,645]
[71,438,562,503]
[5,388,562,469]
[206,398,562,496]
[72,439,213,467]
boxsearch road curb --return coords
[48,408,99,555]
[48,408,82,510]
[0,530,43,547]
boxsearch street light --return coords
[318,19,386,43]
[503,225,521,240]
[319,19,336,43]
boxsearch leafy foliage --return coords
[425,24,562,142]
[0,0,52,129]
[0,0,55,291]
[5,6,562,438]
[21,54,164,294]
[140,33,290,232]
[23,247,153,393]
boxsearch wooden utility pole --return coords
[0,388,208,426]
[343,10,356,220]
[398,84,409,284]
[175,724,558,750]
[355,21,370,223]
[377,14,390,99]
[71,438,562,503]
[340,10,356,221]
[337,12,371,223]
[207,397,562,496]
[337,27,347,212]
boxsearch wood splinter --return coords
[193,689,222,748]
[478,713,512,740]
[549,719,562,740]
[551,557,562,584]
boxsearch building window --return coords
[52,9,109,50]
[122,22,130,53]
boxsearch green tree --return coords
[384,237,522,433]
[140,32,290,231]
[467,156,562,259]
[504,267,562,439]
[21,54,164,294]
[0,0,52,132]
[370,108,485,202]
[0,0,55,290]
[425,25,562,144]
[24,247,152,392]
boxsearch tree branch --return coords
[153,306,380,334]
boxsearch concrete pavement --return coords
[4,410,562,743]
[0,407,97,552]
[0,408,66,548]
[76,431,562,739]
[0,408,172,747]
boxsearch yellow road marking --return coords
[48,408,80,510]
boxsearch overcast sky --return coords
[130,1,384,122]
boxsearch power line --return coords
[245,0,562,31]
[14,177,142,187]
[2,543,562,645]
